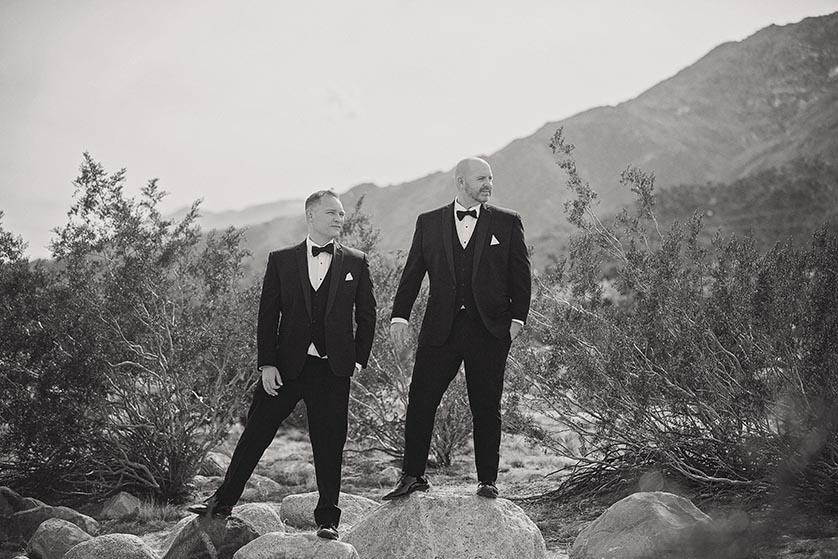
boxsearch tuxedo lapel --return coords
[325,242,344,316]
[471,204,492,285]
[296,242,313,321]
[441,203,456,283]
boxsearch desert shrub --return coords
[342,199,473,467]
[0,214,112,501]
[2,155,260,503]
[508,128,838,504]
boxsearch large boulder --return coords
[569,491,720,559]
[344,489,547,559]
[233,533,359,559]
[240,474,284,502]
[26,518,92,559]
[161,515,261,559]
[201,452,232,477]
[11,504,99,542]
[229,503,286,536]
[63,534,158,559]
[280,492,379,530]
[101,491,142,519]
[160,503,284,557]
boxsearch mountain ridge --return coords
[222,11,838,269]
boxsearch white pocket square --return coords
[490,235,500,246]
[345,272,354,281]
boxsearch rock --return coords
[378,466,401,486]
[240,474,284,501]
[191,475,222,492]
[269,462,317,488]
[101,491,142,519]
[160,516,259,559]
[343,489,546,559]
[778,537,838,558]
[140,528,172,557]
[233,533,359,559]
[11,504,99,542]
[201,452,232,477]
[63,534,158,559]
[280,492,379,530]
[26,518,92,559]
[569,491,720,559]
[230,503,285,536]
[0,486,31,514]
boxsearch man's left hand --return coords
[510,321,523,340]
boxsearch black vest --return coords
[310,264,333,356]
[452,217,479,320]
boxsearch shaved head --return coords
[454,157,490,182]
[454,157,493,207]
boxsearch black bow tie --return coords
[456,209,478,221]
[311,243,334,257]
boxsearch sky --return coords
[2,0,837,258]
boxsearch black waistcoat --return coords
[310,263,333,356]
[452,217,479,320]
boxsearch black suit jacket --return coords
[392,202,532,346]
[257,240,376,379]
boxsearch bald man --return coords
[384,157,532,500]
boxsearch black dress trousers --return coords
[214,355,350,527]
[402,310,512,482]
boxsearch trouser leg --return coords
[463,315,511,483]
[215,377,303,506]
[302,357,351,527]
[401,318,464,477]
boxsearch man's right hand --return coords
[390,321,409,351]
[261,366,282,396]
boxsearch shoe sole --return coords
[316,530,339,540]
[476,488,498,499]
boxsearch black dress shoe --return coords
[186,496,233,517]
[476,481,498,499]
[382,474,430,500]
[316,524,339,540]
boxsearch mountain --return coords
[231,12,838,269]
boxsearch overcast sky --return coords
[2,0,837,258]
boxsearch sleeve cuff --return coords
[390,317,409,325]
[512,319,525,326]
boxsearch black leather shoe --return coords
[382,474,430,500]
[186,496,233,517]
[316,524,339,540]
[476,481,498,499]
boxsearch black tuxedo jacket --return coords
[392,202,532,346]
[256,240,376,379]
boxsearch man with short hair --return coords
[385,157,532,500]
[188,190,376,540]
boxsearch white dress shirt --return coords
[454,199,480,248]
[306,237,333,358]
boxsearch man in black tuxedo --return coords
[384,157,531,500]
[188,190,376,540]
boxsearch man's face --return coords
[457,160,493,207]
[307,195,345,243]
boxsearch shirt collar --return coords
[454,199,481,218]
[306,236,335,254]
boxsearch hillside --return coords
[232,12,838,269]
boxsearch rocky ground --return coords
[3,425,838,558]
